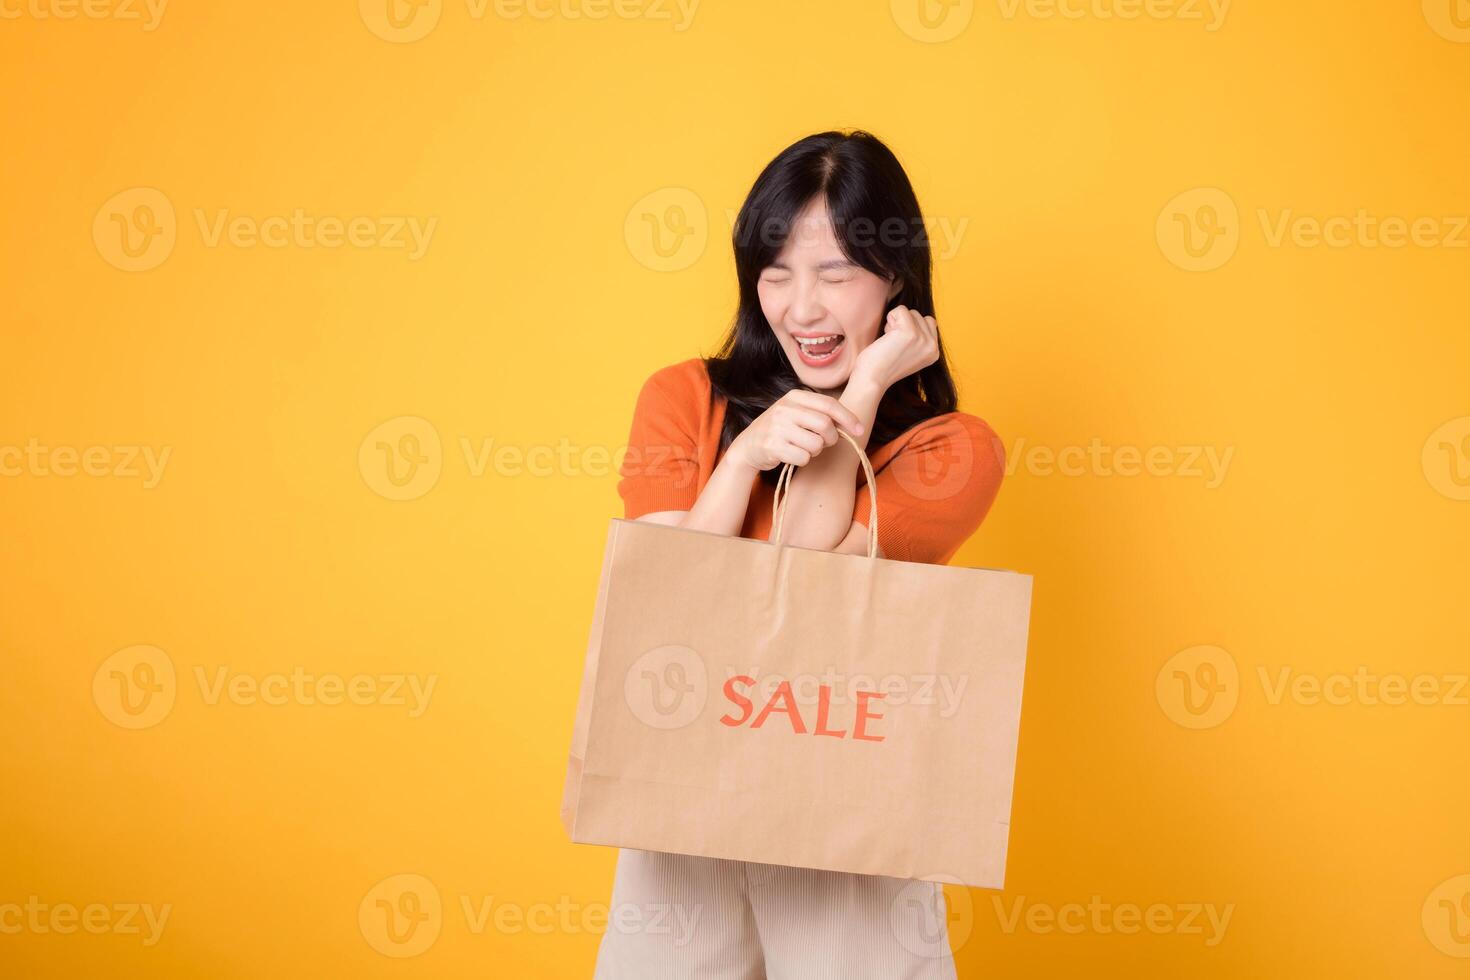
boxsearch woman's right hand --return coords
[728,390,865,471]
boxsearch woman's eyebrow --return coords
[816,260,859,271]
[763,259,858,272]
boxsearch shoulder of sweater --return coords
[879,410,1005,467]
[640,357,711,403]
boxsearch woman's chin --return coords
[789,358,851,392]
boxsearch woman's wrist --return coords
[720,434,760,477]
[840,371,887,416]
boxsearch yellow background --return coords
[3,0,1469,976]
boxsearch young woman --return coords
[596,131,1005,978]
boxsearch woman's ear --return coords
[886,277,904,300]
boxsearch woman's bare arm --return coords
[778,305,940,553]
[637,450,760,535]
[775,375,883,551]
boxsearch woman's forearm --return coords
[676,450,761,537]
[777,375,885,551]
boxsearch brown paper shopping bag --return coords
[561,432,1032,888]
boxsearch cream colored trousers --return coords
[593,849,958,979]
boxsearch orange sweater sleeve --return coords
[852,412,1006,565]
[616,363,706,519]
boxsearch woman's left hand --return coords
[851,305,941,391]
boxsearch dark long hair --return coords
[705,130,958,485]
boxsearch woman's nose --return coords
[790,279,825,325]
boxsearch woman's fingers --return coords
[746,387,870,472]
[887,306,941,368]
[783,405,838,445]
[891,305,935,334]
[766,412,838,472]
[774,445,812,467]
[783,390,864,436]
[781,423,827,456]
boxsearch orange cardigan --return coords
[616,358,1006,565]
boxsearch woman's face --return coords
[757,197,899,394]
